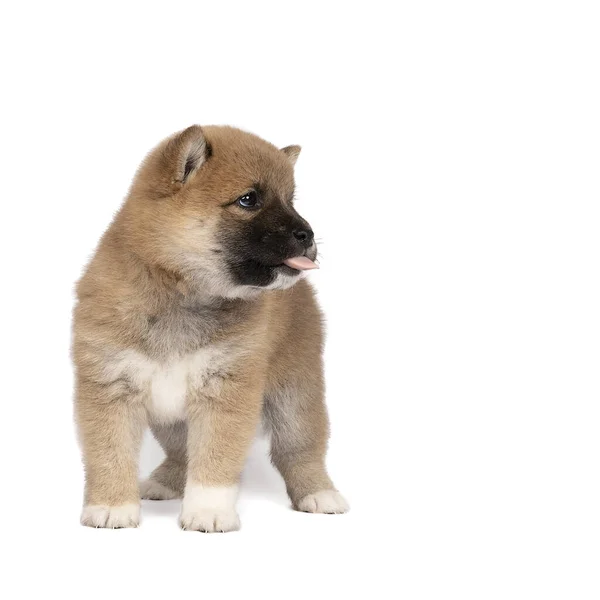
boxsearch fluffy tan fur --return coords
[73,125,348,531]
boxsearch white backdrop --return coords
[1,1,599,598]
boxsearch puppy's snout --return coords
[292,227,314,247]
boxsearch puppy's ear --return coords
[163,125,209,189]
[281,145,301,166]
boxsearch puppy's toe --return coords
[179,484,240,532]
[81,503,140,528]
[296,490,349,514]
[179,509,240,533]
[140,479,180,500]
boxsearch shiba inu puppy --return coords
[72,125,348,532]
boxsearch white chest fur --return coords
[103,345,231,423]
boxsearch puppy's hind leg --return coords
[264,378,349,514]
[140,421,187,500]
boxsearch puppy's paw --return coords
[81,503,140,528]
[296,490,350,514]
[179,508,240,533]
[179,484,240,533]
[140,479,180,500]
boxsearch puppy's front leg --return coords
[180,376,263,533]
[76,380,145,528]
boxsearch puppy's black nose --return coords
[293,228,314,246]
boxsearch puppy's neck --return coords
[119,238,255,314]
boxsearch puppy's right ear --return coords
[158,125,210,194]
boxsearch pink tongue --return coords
[283,256,319,270]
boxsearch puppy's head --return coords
[127,125,317,298]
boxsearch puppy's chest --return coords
[111,345,232,423]
[143,303,223,356]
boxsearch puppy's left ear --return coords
[281,145,301,166]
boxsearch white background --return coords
[1,1,599,598]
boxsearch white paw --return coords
[81,503,140,528]
[140,479,180,500]
[296,490,350,514]
[179,508,240,533]
[180,483,240,533]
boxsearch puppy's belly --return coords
[149,361,188,422]
[103,346,230,423]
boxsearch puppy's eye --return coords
[237,191,260,209]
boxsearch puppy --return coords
[72,125,348,532]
